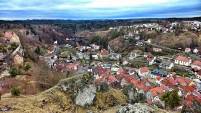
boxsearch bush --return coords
[9,67,21,77]
[82,73,93,84]
[161,90,181,109]
[90,35,108,48]
[110,30,124,39]
[11,87,20,96]
[24,63,31,71]
[97,82,109,92]
[9,43,18,51]
[35,46,45,55]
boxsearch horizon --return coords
[0,0,201,20]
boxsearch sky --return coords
[0,0,200,20]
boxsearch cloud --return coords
[0,0,200,19]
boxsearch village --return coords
[38,21,201,109]
[0,20,201,112]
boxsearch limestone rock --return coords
[75,85,96,107]
[117,103,154,113]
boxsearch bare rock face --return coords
[75,85,96,107]
[117,103,154,113]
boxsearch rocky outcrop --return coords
[75,85,96,107]
[117,103,154,113]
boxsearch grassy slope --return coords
[0,77,178,113]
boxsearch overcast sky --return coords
[0,0,200,20]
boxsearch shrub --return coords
[9,67,21,77]
[24,63,31,71]
[97,82,109,92]
[35,46,45,55]
[90,35,108,48]
[161,89,181,109]
[9,43,18,51]
[110,30,124,39]
[11,87,20,96]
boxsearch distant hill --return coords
[0,16,200,31]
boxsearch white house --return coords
[111,64,120,73]
[159,60,174,70]
[193,48,199,54]
[185,48,191,53]
[174,55,192,66]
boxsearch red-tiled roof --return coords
[107,75,118,84]
[149,87,164,97]
[66,63,79,71]
[175,55,191,62]
[176,76,191,86]
[184,93,201,107]
[156,76,161,81]
[161,77,177,87]
[139,67,149,74]
[121,74,150,92]
[100,49,109,56]
[180,85,196,93]
[117,68,127,75]
[192,60,201,67]
[96,66,107,75]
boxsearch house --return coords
[117,68,127,75]
[54,40,58,45]
[120,78,129,87]
[101,63,112,69]
[185,48,191,53]
[0,53,5,61]
[109,53,121,60]
[138,67,150,77]
[107,75,119,86]
[99,49,109,58]
[153,48,162,52]
[195,70,201,79]
[122,60,129,66]
[175,55,192,66]
[148,86,165,100]
[161,77,177,87]
[90,44,100,51]
[146,39,152,44]
[151,69,168,78]
[191,60,201,70]
[93,66,107,79]
[43,55,57,68]
[55,63,65,72]
[193,79,201,92]
[92,54,99,60]
[159,60,174,69]
[13,53,23,66]
[184,93,201,107]
[128,68,136,75]
[76,52,84,59]
[176,76,192,86]
[66,63,79,72]
[146,86,165,107]
[111,64,120,73]
[193,48,199,54]
[145,54,156,65]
